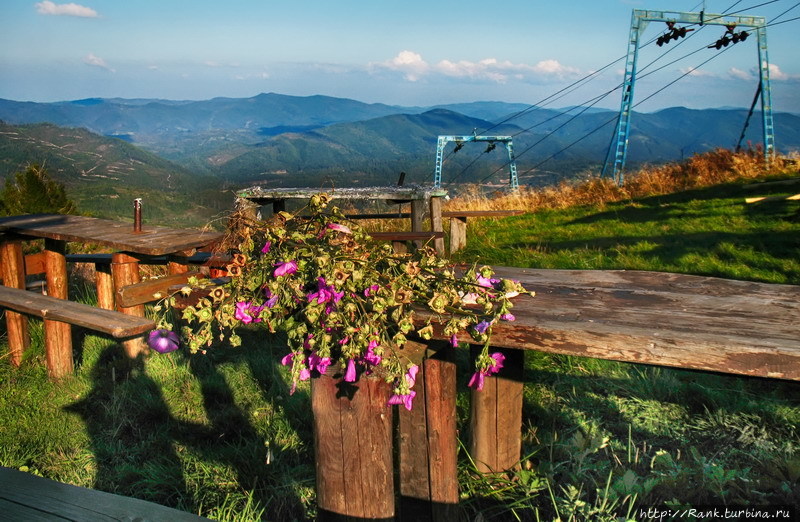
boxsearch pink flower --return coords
[344,359,357,382]
[488,352,505,373]
[235,301,254,324]
[363,340,382,366]
[280,353,294,366]
[307,277,344,305]
[148,329,179,354]
[261,241,271,254]
[326,223,352,234]
[467,371,486,391]
[308,352,331,375]
[387,390,416,411]
[405,365,419,387]
[363,284,381,297]
[273,260,298,277]
[500,313,516,322]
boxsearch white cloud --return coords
[680,66,716,78]
[768,63,790,81]
[728,67,753,81]
[83,53,114,72]
[372,51,581,83]
[36,1,98,18]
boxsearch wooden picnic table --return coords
[0,213,223,378]
[236,185,449,254]
[313,267,800,520]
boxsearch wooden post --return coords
[448,217,468,254]
[44,238,73,379]
[398,341,461,521]
[312,373,394,521]
[112,252,147,358]
[167,255,190,275]
[0,239,30,366]
[429,196,445,256]
[469,347,525,473]
[95,262,115,310]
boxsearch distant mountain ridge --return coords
[1,92,798,192]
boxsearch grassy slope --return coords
[1,166,799,520]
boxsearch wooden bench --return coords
[0,466,208,521]
[0,285,155,377]
[442,209,525,253]
[369,231,445,253]
[310,267,800,519]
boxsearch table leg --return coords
[0,239,30,366]
[95,262,115,310]
[312,372,394,520]
[398,341,461,521]
[469,347,525,473]
[112,252,147,358]
[429,196,445,256]
[44,238,73,379]
[449,217,468,254]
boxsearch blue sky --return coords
[1,0,798,112]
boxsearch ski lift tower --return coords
[603,8,774,185]
[434,134,519,190]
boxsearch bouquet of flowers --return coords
[150,193,529,410]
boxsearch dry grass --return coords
[444,148,792,213]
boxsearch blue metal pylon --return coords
[434,134,519,190]
[603,9,774,185]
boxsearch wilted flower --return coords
[326,223,352,234]
[148,329,180,354]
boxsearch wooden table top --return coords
[422,267,800,381]
[0,214,224,256]
[236,185,448,203]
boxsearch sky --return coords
[1,0,798,112]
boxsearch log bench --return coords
[0,285,155,375]
[442,210,525,254]
[311,267,800,520]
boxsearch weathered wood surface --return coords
[441,209,525,218]
[0,240,29,365]
[0,286,155,338]
[0,214,223,256]
[116,271,204,308]
[312,373,395,520]
[0,466,209,521]
[44,238,72,379]
[421,268,800,381]
[236,185,447,204]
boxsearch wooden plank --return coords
[0,286,155,337]
[0,240,29,365]
[398,342,460,521]
[441,210,525,218]
[469,348,524,474]
[117,272,205,308]
[418,268,800,381]
[0,467,209,521]
[429,195,445,255]
[312,373,394,520]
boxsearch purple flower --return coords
[476,275,493,288]
[148,329,180,354]
[387,390,416,411]
[500,313,516,322]
[307,277,344,305]
[488,352,506,373]
[261,241,272,254]
[273,260,298,277]
[474,320,492,334]
[308,352,331,375]
[264,289,279,308]
[344,359,357,382]
[363,340,382,366]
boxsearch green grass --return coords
[1,175,799,520]
[457,180,800,284]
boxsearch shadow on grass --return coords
[65,337,314,521]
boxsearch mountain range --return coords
[1,92,798,222]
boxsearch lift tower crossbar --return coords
[604,9,773,185]
[434,135,519,190]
